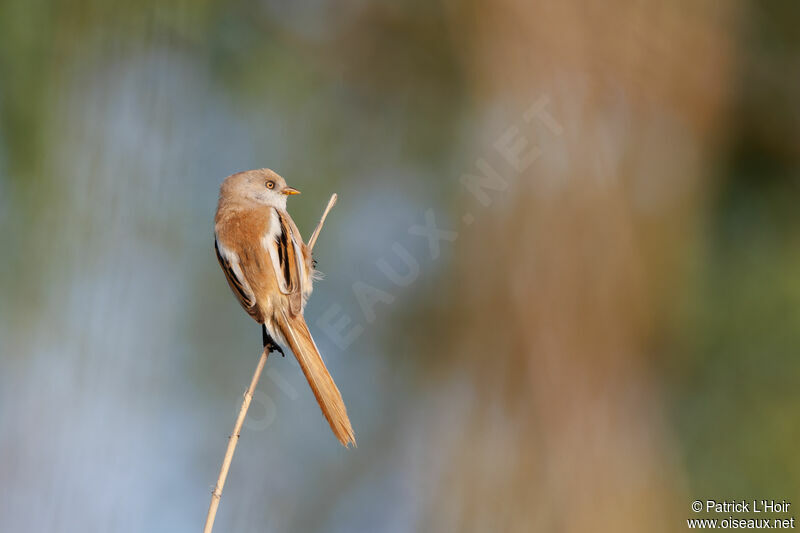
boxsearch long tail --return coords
[276,309,356,447]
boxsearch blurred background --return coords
[1,1,799,531]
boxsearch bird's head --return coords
[221,168,300,210]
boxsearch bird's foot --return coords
[266,341,285,357]
[262,324,285,357]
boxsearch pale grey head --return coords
[220,168,300,210]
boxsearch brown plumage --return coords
[214,168,355,447]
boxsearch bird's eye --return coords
[266,181,275,189]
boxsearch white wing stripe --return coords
[262,208,293,294]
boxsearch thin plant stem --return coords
[203,347,270,533]
[308,193,337,252]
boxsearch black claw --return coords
[261,324,285,357]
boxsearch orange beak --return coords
[283,187,301,196]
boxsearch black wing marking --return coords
[215,238,256,310]
[276,219,292,290]
[274,210,303,315]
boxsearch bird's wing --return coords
[284,212,316,286]
[265,208,304,316]
[215,236,258,316]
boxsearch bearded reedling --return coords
[214,168,353,444]
[204,168,350,533]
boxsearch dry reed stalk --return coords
[203,348,269,533]
[308,193,337,251]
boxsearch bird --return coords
[213,168,355,447]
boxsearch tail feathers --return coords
[277,309,356,447]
